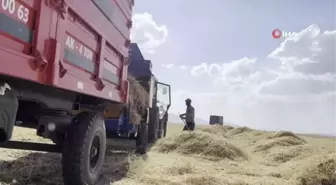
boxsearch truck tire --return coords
[62,112,106,185]
[0,82,18,143]
[135,121,148,154]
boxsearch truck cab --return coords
[104,43,171,141]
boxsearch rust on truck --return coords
[0,0,132,103]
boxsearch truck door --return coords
[156,82,171,119]
[156,82,171,138]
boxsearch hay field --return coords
[0,124,335,185]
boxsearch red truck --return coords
[0,0,135,184]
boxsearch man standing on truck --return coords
[180,98,195,131]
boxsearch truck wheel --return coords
[135,121,148,154]
[62,112,106,185]
[0,82,18,143]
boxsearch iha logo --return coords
[272,29,298,39]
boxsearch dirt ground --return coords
[0,124,335,185]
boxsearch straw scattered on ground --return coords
[0,124,335,185]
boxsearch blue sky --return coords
[130,0,336,134]
[134,0,334,61]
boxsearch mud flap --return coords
[0,83,18,143]
[148,106,159,143]
[135,108,148,154]
[135,121,148,154]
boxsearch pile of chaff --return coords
[127,75,149,124]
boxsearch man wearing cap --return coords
[179,98,195,131]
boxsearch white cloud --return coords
[190,57,259,79]
[161,64,174,69]
[259,73,335,96]
[160,64,190,70]
[170,24,336,135]
[131,12,168,53]
[222,57,258,78]
[179,65,188,70]
[190,63,208,76]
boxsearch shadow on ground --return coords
[0,152,62,185]
[0,139,147,185]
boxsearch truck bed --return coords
[0,0,133,103]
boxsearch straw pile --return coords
[268,131,307,142]
[297,153,336,185]
[253,131,307,152]
[153,130,247,161]
[265,145,315,163]
[199,124,228,137]
[127,75,149,124]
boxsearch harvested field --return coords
[0,124,335,185]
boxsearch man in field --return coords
[179,98,195,131]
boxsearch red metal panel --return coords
[0,45,43,82]
[0,0,36,27]
[0,34,29,54]
[63,33,97,73]
[51,0,131,103]
[0,0,37,55]
[66,10,99,51]
[110,0,130,37]
[65,0,129,57]
[104,44,122,68]
[114,0,132,17]
[0,0,132,104]
[104,61,119,76]
[0,0,51,83]
[57,71,122,102]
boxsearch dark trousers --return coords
[183,122,195,131]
